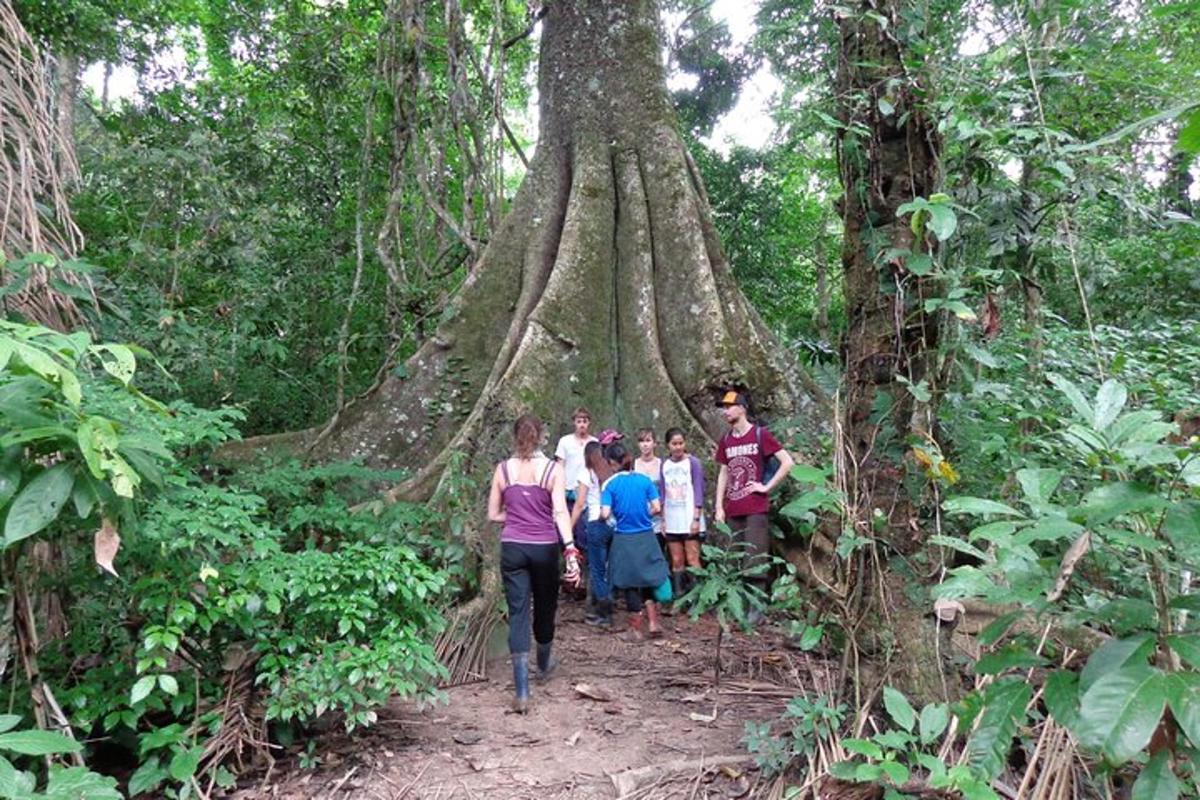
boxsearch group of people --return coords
[486,391,794,713]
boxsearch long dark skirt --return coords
[608,529,670,590]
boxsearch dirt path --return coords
[235,602,818,799]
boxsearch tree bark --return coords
[836,0,947,703]
[279,0,805,497]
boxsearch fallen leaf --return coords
[94,518,120,576]
[573,683,613,702]
[720,766,743,779]
[565,730,582,746]
[689,707,718,723]
[452,731,483,745]
[681,692,709,704]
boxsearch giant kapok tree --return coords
[291,0,811,493]
[233,0,815,676]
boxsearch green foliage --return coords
[743,694,846,777]
[678,541,770,632]
[828,685,997,799]
[0,716,119,800]
[935,373,1200,786]
[0,319,171,546]
[42,446,450,793]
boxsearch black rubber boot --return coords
[535,641,557,682]
[512,652,530,713]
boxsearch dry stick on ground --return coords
[610,754,749,798]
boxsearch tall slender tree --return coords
[835,0,946,700]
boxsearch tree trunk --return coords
[836,0,947,703]
[283,0,803,496]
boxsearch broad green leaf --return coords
[1014,516,1083,545]
[1165,672,1200,747]
[3,463,74,545]
[918,703,950,744]
[977,610,1022,647]
[1130,750,1178,800]
[929,535,989,562]
[1164,501,1200,551]
[169,745,203,782]
[1081,634,1155,692]
[883,686,916,732]
[0,716,20,734]
[1179,109,1200,154]
[90,343,136,386]
[127,758,167,796]
[1093,380,1128,431]
[1043,670,1080,729]
[44,765,122,799]
[968,521,1017,544]
[158,674,179,696]
[789,464,826,483]
[0,463,18,508]
[130,675,156,705]
[974,643,1046,675]
[965,679,1030,780]
[927,205,958,241]
[842,738,884,759]
[906,253,934,276]
[1015,468,1061,506]
[943,497,1025,518]
[0,730,83,756]
[1076,665,1166,763]
[1169,595,1200,612]
[1166,635,1200,668]
[1048,373,1092,423]
[1080,483,1165,526]
[879,760,909,785]
[0,754,20,797]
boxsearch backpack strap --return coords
[539,458,556,489]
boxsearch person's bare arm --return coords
[570,482,588,528]
[550,464,574,546]
[550,464,581,586]
[715,464,728,523]
[487,464,506,523]
[764,449,795,493]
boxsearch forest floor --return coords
[232,600,834,800]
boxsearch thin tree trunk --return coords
[836,0,947,703]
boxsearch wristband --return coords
[563,544,580,559]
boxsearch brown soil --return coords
[233,603,826,799]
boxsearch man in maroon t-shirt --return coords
[714,391,794,601]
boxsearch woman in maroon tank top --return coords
[487,414,581,713]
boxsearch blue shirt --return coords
[601,472,660,534]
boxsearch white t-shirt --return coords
[662,456,705,534]
[578,468,602,522]
[555,433,596,490]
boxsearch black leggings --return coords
[501,542,560,654]
[624,587,655,613]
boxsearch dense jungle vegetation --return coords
[1,0,1198,797]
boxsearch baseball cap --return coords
[598,428,624,445]
[719,390,749,408]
